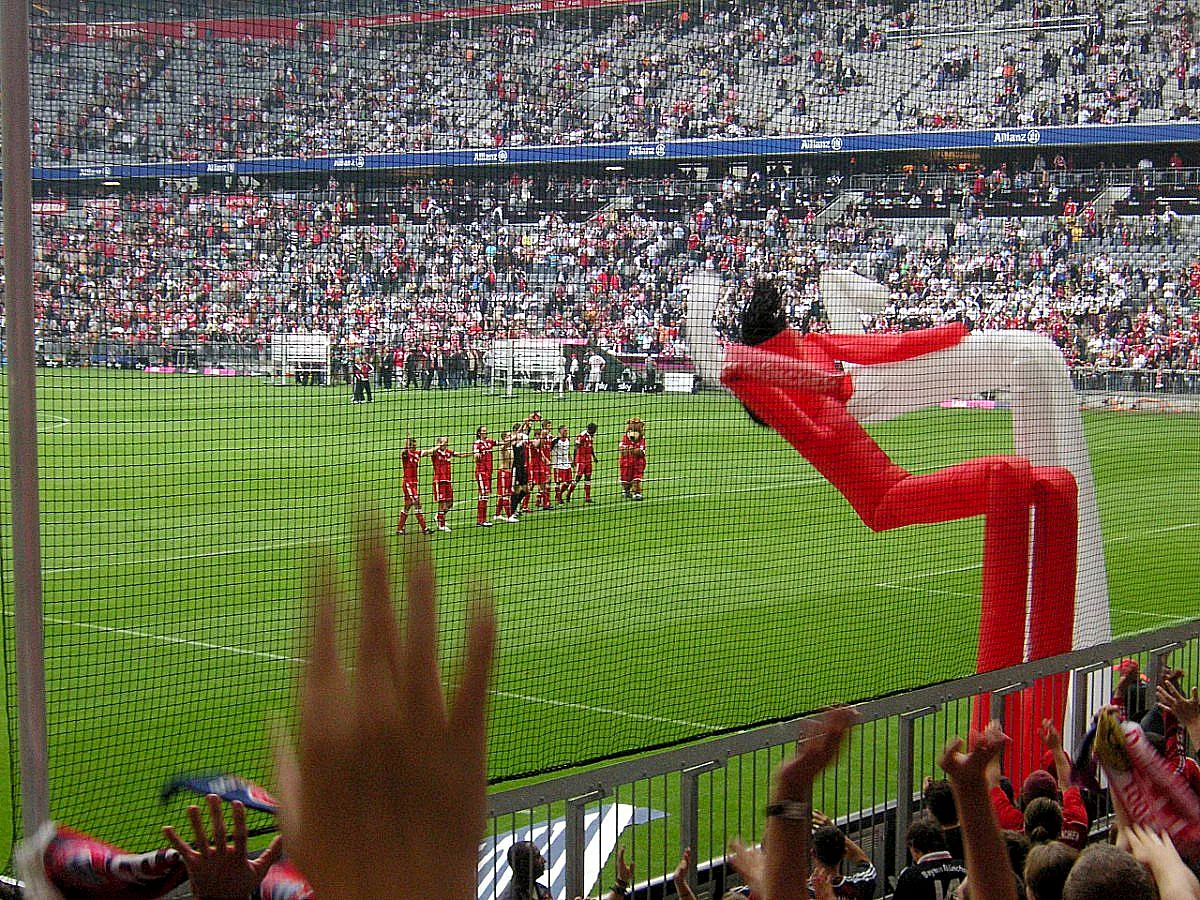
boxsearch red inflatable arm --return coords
[814,323,970,366]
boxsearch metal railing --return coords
[849,168,1200,197]
[1072,367,1200,397]
[31,342,1200,397]
[484,619,1200,899]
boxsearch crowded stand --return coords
[20,0,1200,164]
[15,164,1200,380]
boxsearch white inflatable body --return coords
[683,269,1110,651]
[821,270,1110,650]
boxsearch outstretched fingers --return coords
[355,520,404,726]
[779,707,858,793]
[404,538,446,724]
[303,553,349,736]
[206,793,227,850]
[161,823,199,864]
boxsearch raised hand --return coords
[1039,717,1062,750]
[940,724,1007,784]
[938,723,1017,900]
[614,844,634,894]
[1157,680,1200,727]
[671,847,697,900]
[162,795,283,900]
[276,525,496,900]
[773,707,859,803]
[730,707,858,900]
[1125,824,1200,899]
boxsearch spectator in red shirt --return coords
[987,721,1090,851]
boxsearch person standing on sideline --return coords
[352,353,374,403]
[565,423,598,503]
[473,426,496,527]
[568,353,582,392]
[587,350,606,392]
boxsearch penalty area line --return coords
[489,689,718,731]
[1109,606,1194,623]
[24,612,714,730]
[877,582,977,600]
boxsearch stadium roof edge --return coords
[11,122,1200,184]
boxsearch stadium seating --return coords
[21,0,1200,163]
[16,167,1200,375]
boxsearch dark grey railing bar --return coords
[488,619,1200,817]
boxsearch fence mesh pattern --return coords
[0,0,1199,863]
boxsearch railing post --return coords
[1,0,51,839]
[989,682,1026,723]
[566,790,603,900]
[990,683,1025,771]
[1148,643,1182,692]
[895,707,935,877]
[1071,663,1107,749]
[680,761,719,896]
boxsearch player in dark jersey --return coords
[429,436,469,533]
[473,426,496,527]
[506,427,531,523]
[564,423,598,503]
[396,437,433,535]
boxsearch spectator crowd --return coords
[14,164,1200,379]
[20,0,1200,165]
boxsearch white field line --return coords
[41,613,298,662]
[43,538,315,573]
[24,612,719,730]
[1109,606,1193,623]
[489,690,718,730]
[877,584,978,600]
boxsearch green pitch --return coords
[0,371,1196,861]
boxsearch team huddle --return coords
[396,414,648,534]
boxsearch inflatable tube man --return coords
[708,279,1080,778]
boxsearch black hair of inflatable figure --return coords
[738,279,790,427]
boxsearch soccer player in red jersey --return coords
[396,437,433,535]
[532,428,554,510]
[429,437,469,533]
[618,417,647,500]
[494,431,514,520]
[473,426,496,527]
[565,423,598,503]
[551,425,574,505]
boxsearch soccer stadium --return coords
[2,0,1200,896]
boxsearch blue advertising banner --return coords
[21,122,1200,183]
